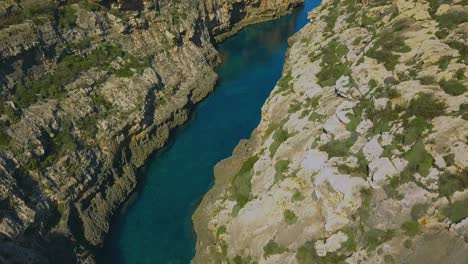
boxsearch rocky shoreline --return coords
[0,0,302,263]
[193,0,468,263]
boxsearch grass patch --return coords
[364,228,395,250]
[291,191,305,202]
[276,70,293,94]
[439,79,466,96]
[407,93,446,119]
[401,221,420,237]
[367,28,411,70]
[419,75,436,85]
[274,160,290,183]
[436,11,468,30]
[437,56,452,70]
[320,134,357,158]
[443,198,468,223]
[397,117,432,146]
[403,141,433,177]
[263,240,287,258]
[411,203,429,221]
[0,126,11,147]
[316,39,350,87]
[447,41,468,64]
[284,209,298,224]
[231,155,259,208]
[337,151,368,179]
[269,128,289,157]
[438,171,468,200]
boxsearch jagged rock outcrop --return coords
[0,0,303,263]
[193,0,468,263]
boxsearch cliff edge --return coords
[193,0,468,263]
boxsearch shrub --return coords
[231,155,259,208]
[0,128,10,147]
[411,203,429,221]
[274,160,290,182]
[320,134,357,157]
[53,121,78,155]
[316,40,350,87]
[419,75,436,85]
[59,4,78,29]
[367,33,411,71]
[401,221,420,236]
[233,255,254,264]
[269,128,289,157]
[436,12,468,29]
[447,41,468,64]
[403,141,433,177]
[439,79,466,96]
[407,93,446,119]
[284,209,298,224]
[364,228,395,250]
[437,56,452,70]
[399,117,432,145]
[263,240,287,257]
[291,191,305,202]
[438,171,468,200]
[443,198,468,223]
[276,71,293,94]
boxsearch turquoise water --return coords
[100,1,320,263]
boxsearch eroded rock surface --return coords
[193,0,468,263]
[0,0,302,263]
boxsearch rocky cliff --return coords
[193,0,468,263]
[0,0,303,263]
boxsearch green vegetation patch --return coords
[283,209,298,224]
[438,171,468,200]
[296,240,348,264]
[274,160,290,182]
[233,255,256,264]
[396,117,432,146]
[364,228,395,250]
[269,128,289,157]
[439,79,466,96]
[9,43,151,110]
[367,21,412,70]
[291,191,305,202]
[0,130,10,147]
[320,134,357,158]
[316,39,350,87]
[411,203,429,221]
[407,93,446,119]
[275,70,294,94]
[436,11,468,30]
[447,41,468,64]
[0,2,55,29]
[263,240,287,258]
[437,56,452,70]
[403,141,433,177]
[443,198,468,223]
[231,155,259,208]
[401,221,421,237]
[419,75,436,85]
[337,151,368,179]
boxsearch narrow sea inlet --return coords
[100,1,320,263]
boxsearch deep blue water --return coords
[99,1,320,263]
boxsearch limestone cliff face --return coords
[0,0,302,263]
[193,0,468,263]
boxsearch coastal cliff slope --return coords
[193,0,468,263]
[0,0,302,263]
